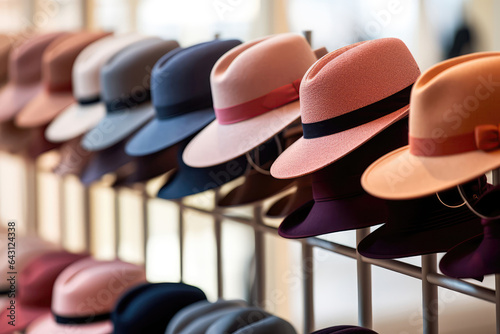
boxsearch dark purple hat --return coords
[440,186,500,278]
[278,118,409,239]
[311,325,378,334]
[265,177,313,219]
[125,39,241,157]
[358,177,487,259]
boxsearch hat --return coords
[112,144,179,186]
[46,34,156,143]
[357,176,487,259]
[361,52,500,200]
[0,251,88,334]
[166,299,247,334]
[158,136,248,200]
[0,120,33,154]
[265,177,313,219]
[182,33,320,168]
[15,31,111,128]
[125,39,241,156]
[0,32,68,122]
[26,258,146,334]
[278,118,409,239]
[311,325,378,334]
[0,34,14,83]
[270,38,420,179]
[27,125,61,159]
[53,135,94,176]
[81,38,180,151]
[206,308,297,334]
[111,282,206,334]
[0,236,58,294]
[440,186,500,278]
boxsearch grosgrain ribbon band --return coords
[105,90,151,113]
[78,96,100,106]
[0,289,9,295]
[302,84,413,139]
[54,312,111,325]
[214,78,302,125]
[156,95,213,120]
[410,123,500,156]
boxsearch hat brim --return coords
[361,145,500,200]
[26,313,113,334]
[45,102,106,143]
[265,185,313,219]
[439,234,500,278]
[278,193,386,239]
[15,90,75,128]
[81,102,155,151]
[182,100,300,167]
[0,305,48,334]
[0,82,42,122]
[357,215,483,259]
[270,106,408,179]
[125,108,215,156]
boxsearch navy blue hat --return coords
[311,325,378,334]
[112,282,207,334]
[125,39,242,156]
[157,135,248,199]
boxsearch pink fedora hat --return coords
[182,33,323,167]
[26,258,146,334]
[0,251,88,334]
[0,32,68,123]
[271,38,420,179]
[15,31,111,128]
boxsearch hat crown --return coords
[410,53,500,141]
[72,34,153,101]
[9,32,65,85]
[100,38,179,110]
[210,33,317,110]
[51,259,146,318]
[300,38,420,124]
[17,251,88,306]
[151,39,240,114]
[43,32,109,92]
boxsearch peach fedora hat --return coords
[271,38,420,179]
[182,33,323,167]
[15,31,111,128]
[362,52,500,199]
[0,32,68,123]
[26,258,146,334]
[46,33,154,143]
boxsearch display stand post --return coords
[252,204,266,307]
[214,189,224,298]
[178,199,185,282]
[141,185,149,270]
[356,227,373,328]
[302,242,315,333]
[422,254,439,334]
[492,168,500,334]
[58,175,66,247]
[82,186,91,252]
[114,187,121,258]
[25,156,38,235]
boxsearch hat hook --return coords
[457,184,500,220]
[435,192,466,209]
[245,135,283,175]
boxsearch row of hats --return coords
[0,236,376,334]
[1,30,498,279]
[0,31,313,218]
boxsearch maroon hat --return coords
[265,177,313,219]
[357,177,487,259]
[311,325,378,334]
[278,118,408,239]
[0,251,88,334]
[440,186,500,278]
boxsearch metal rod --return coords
[363,257,422,279]
[303,30,312,45]
[82,186,91,253]
[178,200,184,282]
[58,175,66,248]
[302,243,315,333]
[252,204,266,307]
[214,189,224,299]
[492,167,500,334]
[356,228,373,329]
[141,186,149,270]
[422,254,439,334]
[25,156,38,234]
[427,272,495,303]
